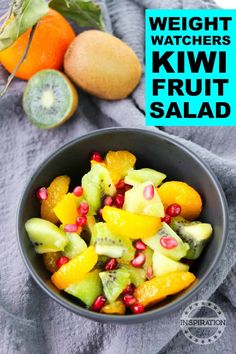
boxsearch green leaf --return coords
[0,0,49,51]
[49,0,104,30]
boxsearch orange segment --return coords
[41,175,70,224]
[105,150,136,184]
[53,193,78,224]
[101,300,126,315]
[0,9,75,80]
[102,206,161,239]
[158,181,202,220]
[51,246,98,290]
[134,272,196,307]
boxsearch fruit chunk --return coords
[63,233,87,259]
[123,182,164,217]
[102,206,162,239]
[158,181,202,220]
[54,193,78,224]
[25,218,68,253]
[125,168,166,187]
[105,150,136,184]
[171,217,213,259]
[65,269,102,307]
[120,264,146,287]
[82,164,116,213]
[134,272,196,307]
[90,223,135,261]
[23,70,78,129]
[43,252,62,273]
[101,300,126,315]
[99,269,130,303]
[152,251,189,276]
[143,222,189,261]
[51,246,97,290]
[41,175,70,224]
[143,247,154,273]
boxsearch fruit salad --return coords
[25,150,213,315]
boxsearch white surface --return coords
[214,0,236,8]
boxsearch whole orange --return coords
[0,9,76,80]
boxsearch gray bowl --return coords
[17,128,228,323]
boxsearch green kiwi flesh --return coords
[90,222,135,261]
[143,222,189,261]
[25,218,68,253]
[152,251,189,276]
[65,269,102,307]
[171,217,213,259]
[99,269,130,303]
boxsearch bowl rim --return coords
[17,127,229,323]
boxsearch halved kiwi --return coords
[23,69,78,129]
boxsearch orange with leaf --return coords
[0,9,75,80]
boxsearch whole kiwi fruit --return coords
[64,30,142,100]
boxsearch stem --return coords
[0,24,37,97]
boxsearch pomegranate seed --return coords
[78,202,89,216]
[91,151,103,162]
[166,203,181,217]
[160,236,178,249]
[103,196,113,206]
[122,283,135,295]
[36,187,48,201]
[131,252,146,268]
[124,183,132,192]
[56,256,69,269]
[116,179,125,190]
[114,193,124,208]
[91,295,106,312]
[146,266,154,280]
[76,216,87,227]
[161,214,172,225]
[123,294,137,307]
[105,258,117,271]
[73,186,83,197]
[131,303,145,314]
[64,224,78,233]
[134,240,147,251]
[143,184,155,200]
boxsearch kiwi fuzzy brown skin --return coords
[64,30,142,100]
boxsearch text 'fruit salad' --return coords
[25,150,213,315]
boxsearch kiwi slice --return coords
[123,181,164,217]
[143,246,154,273]
[25,218,68,253]
[99,269,130,303]
[63,233,87,259]
[65,269,102,307]
[82,164,116,214]
[120,264,146,287]
[152,251,189,276]
[125,168,166,187]
[171,217,213,260]
[23,69,78,129]
[143,222,189,261]
[90,222,135,261]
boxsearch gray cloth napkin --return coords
[0,0,235,353]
